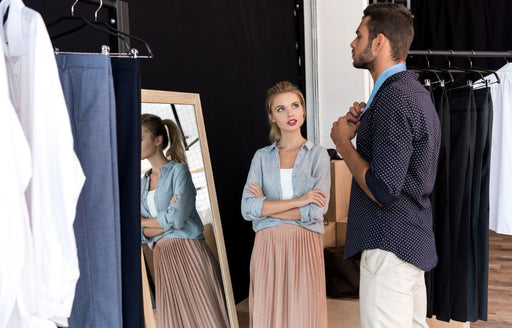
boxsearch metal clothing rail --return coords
[409,50,512,57]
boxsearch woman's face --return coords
[141,126,159,160]
[268,92,305,134]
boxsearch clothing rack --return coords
[409,50,512,58]
[407,50,511,87]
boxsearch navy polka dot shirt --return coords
[344,70,441,271]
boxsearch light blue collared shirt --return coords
[141,161,204,247]
[241,141,330,234]
[360,63,407,120]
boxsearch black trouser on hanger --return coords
[426,85,451,319]
[111,58,143,328]
[466,87,492,321]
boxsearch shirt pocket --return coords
[300,174,319,193]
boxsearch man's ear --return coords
[373,33,387,52]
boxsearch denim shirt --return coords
[241,141,330,234]
[141,161,204,246]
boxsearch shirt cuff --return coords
[365,169,399,207]
[299,206,312,223]
[250,197,266,219]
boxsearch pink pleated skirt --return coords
[249,224,328,328]
[153,238,230,328]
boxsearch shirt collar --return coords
[359,63,407,120]
[0,0,27,57]
[268,140,313,152]
[143,161,176,178]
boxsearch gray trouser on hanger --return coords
[56,54,122,328]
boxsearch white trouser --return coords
[359,249,428,328]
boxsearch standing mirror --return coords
[141,89,238,328]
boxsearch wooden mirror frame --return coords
[141,89,239,328]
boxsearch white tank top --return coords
[280,168,294,200]
[147,190,158,217]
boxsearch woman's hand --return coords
[297,189,327,208]
[247,182,265,198]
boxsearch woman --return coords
[241,81,330,327]
[140,113,229,328]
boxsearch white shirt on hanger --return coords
[0,31,34,328]
[488,63,512,235]
[0,0,85,326]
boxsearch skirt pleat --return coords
[154,238,230,328]
[249,224,328,328]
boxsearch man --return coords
[330,3,441,327]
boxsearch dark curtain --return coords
[129,0,302,303]
[410,0,512,70]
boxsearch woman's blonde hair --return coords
[265,81,306,143]
[141,113,188,165]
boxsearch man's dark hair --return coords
[363,3,414,62]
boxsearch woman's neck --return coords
[148,154,170,175]
[277,133,306,151]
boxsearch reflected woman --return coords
[241,81,330,327]
[140,113,229,328]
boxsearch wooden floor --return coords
[472,230,512,327]
[236,231,512,327]
[236,298,468,328]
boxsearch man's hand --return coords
[331,115,360,149]
[346,102,366,124]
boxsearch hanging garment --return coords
[488,63,512,234]
[427,83,492,323]
[56,54,122,328]
[0,33,33,328]
[467,87,492,321]
[426,85,451,318]
[111,58,143,328]
[0,0,85,326]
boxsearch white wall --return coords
[304,0,371,149]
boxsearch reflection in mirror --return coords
[140,90,238,328]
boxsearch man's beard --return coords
[353,41,376,72]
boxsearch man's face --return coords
[350,17,376,71]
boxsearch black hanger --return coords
[465,55,500,86]
[409,53,446,88]
[46,1,130,50]
[46,0,152,58]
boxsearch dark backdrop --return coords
[128,0,303,303]
[25,0,303,303]
[409,0,512,70]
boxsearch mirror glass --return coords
[141,103,213,227]
[140,90,238,327]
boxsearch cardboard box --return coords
[325,160,352,223]
[336,222,347,247]
[323,221,347,248]
[323,221,337,248]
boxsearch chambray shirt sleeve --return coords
[299,148,330,223]
[141,229,152,243]
[241,150,266,221]
[365,91,414,207]
[156,164,196,231]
